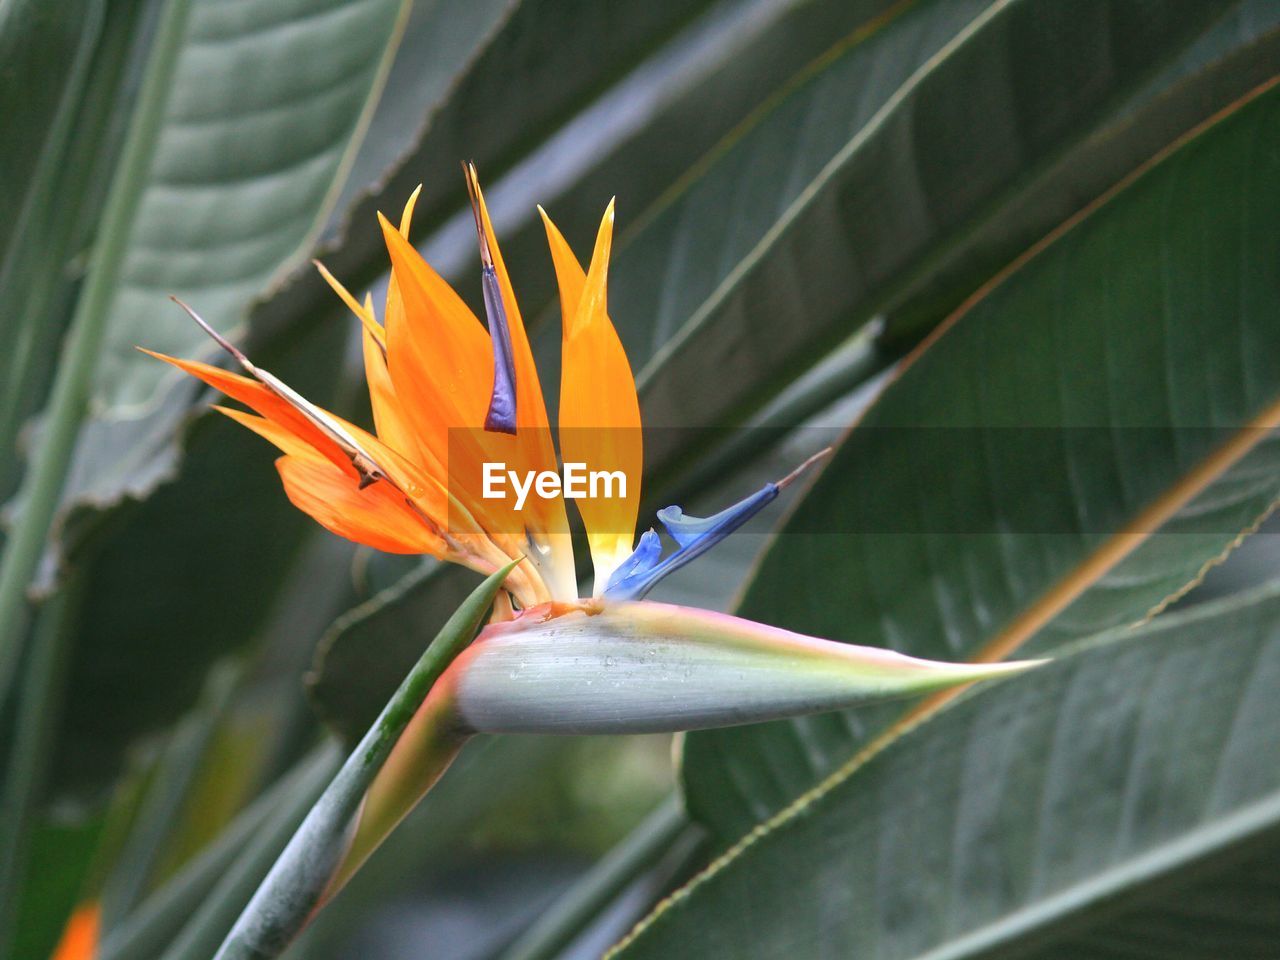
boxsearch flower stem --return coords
[210,563,514,960]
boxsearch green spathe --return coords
[447,601,1044,735]
[216,588,1042,960]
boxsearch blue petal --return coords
[605,528,663,595]
[604,483,780,601]
[481,265,518,434]
[656,484,778,548]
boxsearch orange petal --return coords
[50,901,99,960]
[213,405,318,460]
[544,202,642,590]
[362,324,429,473]
[379,212,491,453]
[466,172,574,590]
[314,260,384,347]
[399,183,422,238]
[223,412,528,592]
[378,216,537,548]
[151,347,439,506]
[216,405,448,528]
[277,454,444,556]
[540,205,586,336]
[381,188,424,461]
[144,349,351,474]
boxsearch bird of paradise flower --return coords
[147,165,820,610]
[133,167,1040,960]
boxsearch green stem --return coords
[0,0,192,702]
[499,795,697,960]
[211,562,514,960]
[0,571,84,960]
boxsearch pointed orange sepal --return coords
[143,349,354,475]
[276,453,445,556]
[542,202,642,590]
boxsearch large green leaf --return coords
[36,0,428,793]
[613,580,1280,959]
[49,0,409,526]
[613,0,1239,477]
[881,0,1280,343]
[96,0,407,410]
[682,76,1280,842]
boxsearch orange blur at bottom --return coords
[49,901,99,960]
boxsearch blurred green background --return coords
[3,1,1280,957]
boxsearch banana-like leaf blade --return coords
[683,77,1280,841]
[620,0,1235,475]
[612,580,1280,959]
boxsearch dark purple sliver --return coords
[481,265,517,435]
